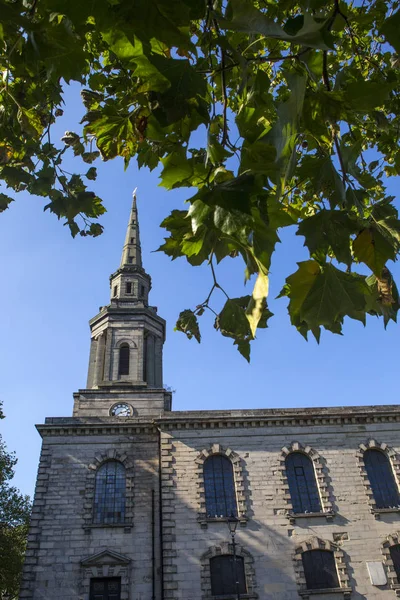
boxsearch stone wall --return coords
[159,413,400,600]
[20,424,161,600]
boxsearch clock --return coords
[110,403,131,417]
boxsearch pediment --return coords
[81,549,131,567]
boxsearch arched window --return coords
[285,452,322,514]
[364,449,400,509]
[93,461,126,524]
[390,544,400,580]
[302,550,339,590]
[118,344,130,376]
[210,555,246,596]
[204,455,237,518]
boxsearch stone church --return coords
[21,194,400,600]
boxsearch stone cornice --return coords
[37,417,158,437]
[158,405,400,429]
[162,404,400,418]
[36,405,400,437]
[88,304,165,328]
[73,386,170,398]
[109,265,151,281]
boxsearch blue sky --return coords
[1,83,399,499]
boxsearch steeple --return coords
[81,191,167,406]
[120,189,142,268]
[109,190,151,306]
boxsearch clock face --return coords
[111,403,131,417]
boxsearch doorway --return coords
[89,577,121,600]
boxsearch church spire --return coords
[120,189,142,268]
[108,190,151,305]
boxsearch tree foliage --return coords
[0,403,31,599]
[1,0,400,357]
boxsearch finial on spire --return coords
[120,190,142,268]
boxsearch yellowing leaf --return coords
[353,212,400,275]
[246,271,269,337]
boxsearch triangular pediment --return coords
[81,549,131,567]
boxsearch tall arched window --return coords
[390,544,400,580]
[204,455,237,518]
[364,449,400,508]
[285,452,322,514]
[210,555,246,596]
[118,344,130,376]
[93,461,126,524]
[302,550,339,590]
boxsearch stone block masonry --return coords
[157,406,400,600]
[20,422,162,600]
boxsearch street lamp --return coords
[227,514,240,600]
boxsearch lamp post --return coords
[227,514,240,600]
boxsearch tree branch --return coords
[322,51,347,184]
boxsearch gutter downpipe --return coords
[152,488,156,600]
[157,426,165,600]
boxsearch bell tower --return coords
[73,191,171,418]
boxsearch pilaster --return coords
[19,442,52,599]
[160,431,178,600]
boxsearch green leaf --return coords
[207,133,233,165]
[192,174,258,214]
[213,205,251,235]
[352,199,400,275]
[216,298,252,340]
[188,200,212,234]
[240,141,276,177]
[234,339,251,362]
[353,221,400,276]
[181,229,206,258]
[0,193,14,212]
[88,223,104,237]
[158,209,192,260]
[17,108,44,137]
[175,309,201,343]
[236,106,267,144]
[85,167,97,181]
[84,111,137,162]
[221,0,333,49]
[297,210,358,265]
[100,30,170,91]
[343,81,392,111]
[281,261,369,334]
[82,151,100,164]
[251,209,280,271]
[268,74,307,164]
[1,166,34,189]
[36,19,89,82]
[101,0,196,51]
[380,9,400,53]
[159,149,193,190]
[317,159,346,208]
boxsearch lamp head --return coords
[227,514,239,534]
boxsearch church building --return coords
[21,194,400,600]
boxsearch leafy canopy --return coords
[0,403,31,599]
[1,0,400,358]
